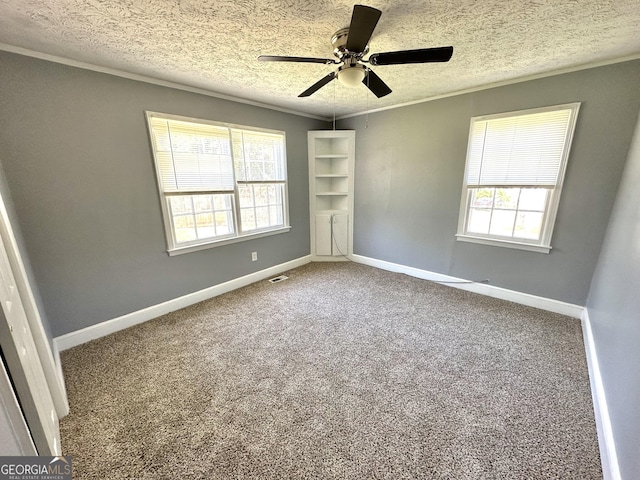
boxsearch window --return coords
[146,112,289,254]
[456,103,580,253]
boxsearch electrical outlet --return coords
[251,252,258,262]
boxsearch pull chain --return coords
[365,69,370,129]
[332,79,336,130]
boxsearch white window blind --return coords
[148,116,235,192]
[466,108,574,187]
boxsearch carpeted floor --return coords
[60,262,602,479]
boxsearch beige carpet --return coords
[60,262,602,479]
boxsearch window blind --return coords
[148,116,235,192]
[466,108,573,187]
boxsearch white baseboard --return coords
[53,255,312,352]
[581,310,621,480]
[51,346,69,417]
[351,254,584,318]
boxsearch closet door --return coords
[315,214,333,256]
[331,213,348,256]
[0,231,60,455]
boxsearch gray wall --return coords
[338,60,640,305]
[586,111,640,479]
[0,51,326,337]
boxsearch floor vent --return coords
[269,275,289,284]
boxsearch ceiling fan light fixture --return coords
[338,64,366,87]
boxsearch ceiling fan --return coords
[258,4,453,98]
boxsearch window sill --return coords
[455,234,551,254]
[167,226,292,256]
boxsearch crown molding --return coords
[2,42,638,123]
[337,53,640,120]
[0,43,331,122]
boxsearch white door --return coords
[0,232,60,455]
[0,357,37,455]
[315,214,333,256]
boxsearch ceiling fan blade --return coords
[345,5,382,53]
[369,46,454,66]
[259,55,337,65]
[299,71,337,97]
[363,69,392,98]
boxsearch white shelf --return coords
[308,130,355,259]
[317,209,348,214]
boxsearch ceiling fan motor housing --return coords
[332,28,369,59]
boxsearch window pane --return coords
[239,184,254,206]
[270,206,282,225]
[170,194,235,244]
[518,188,548,211]
[489,210,516,237]
[268,184,278,204]
[173,214,197,243]
[467,208,491,234]
[254,185,269,206]
[241,208,256,231]
[514,211,544,240]
[215,211,232,235]
[193,195,213,213]
[471,188,495,208]
[195,213,216,240]
[212,194,231,210]
[255,206,270,229]
[169,196,193,214]
[239,183,285,232]
[494,188,519,209]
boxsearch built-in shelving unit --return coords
[308,130,355,260]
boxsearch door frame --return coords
[0,189,68,417]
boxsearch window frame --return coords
[455,103,581,254]
[145,111,291,256]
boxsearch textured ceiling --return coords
[1,0,639,119]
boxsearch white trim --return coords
[455,234,551,254]
[337,53,640,120]
[581,309,621,480]
[53,255,312,351]
[168,227,292,256]
[0,43,328,121]
[0,190,69,418]
[52,345,66,401]
[351,254,584,318]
